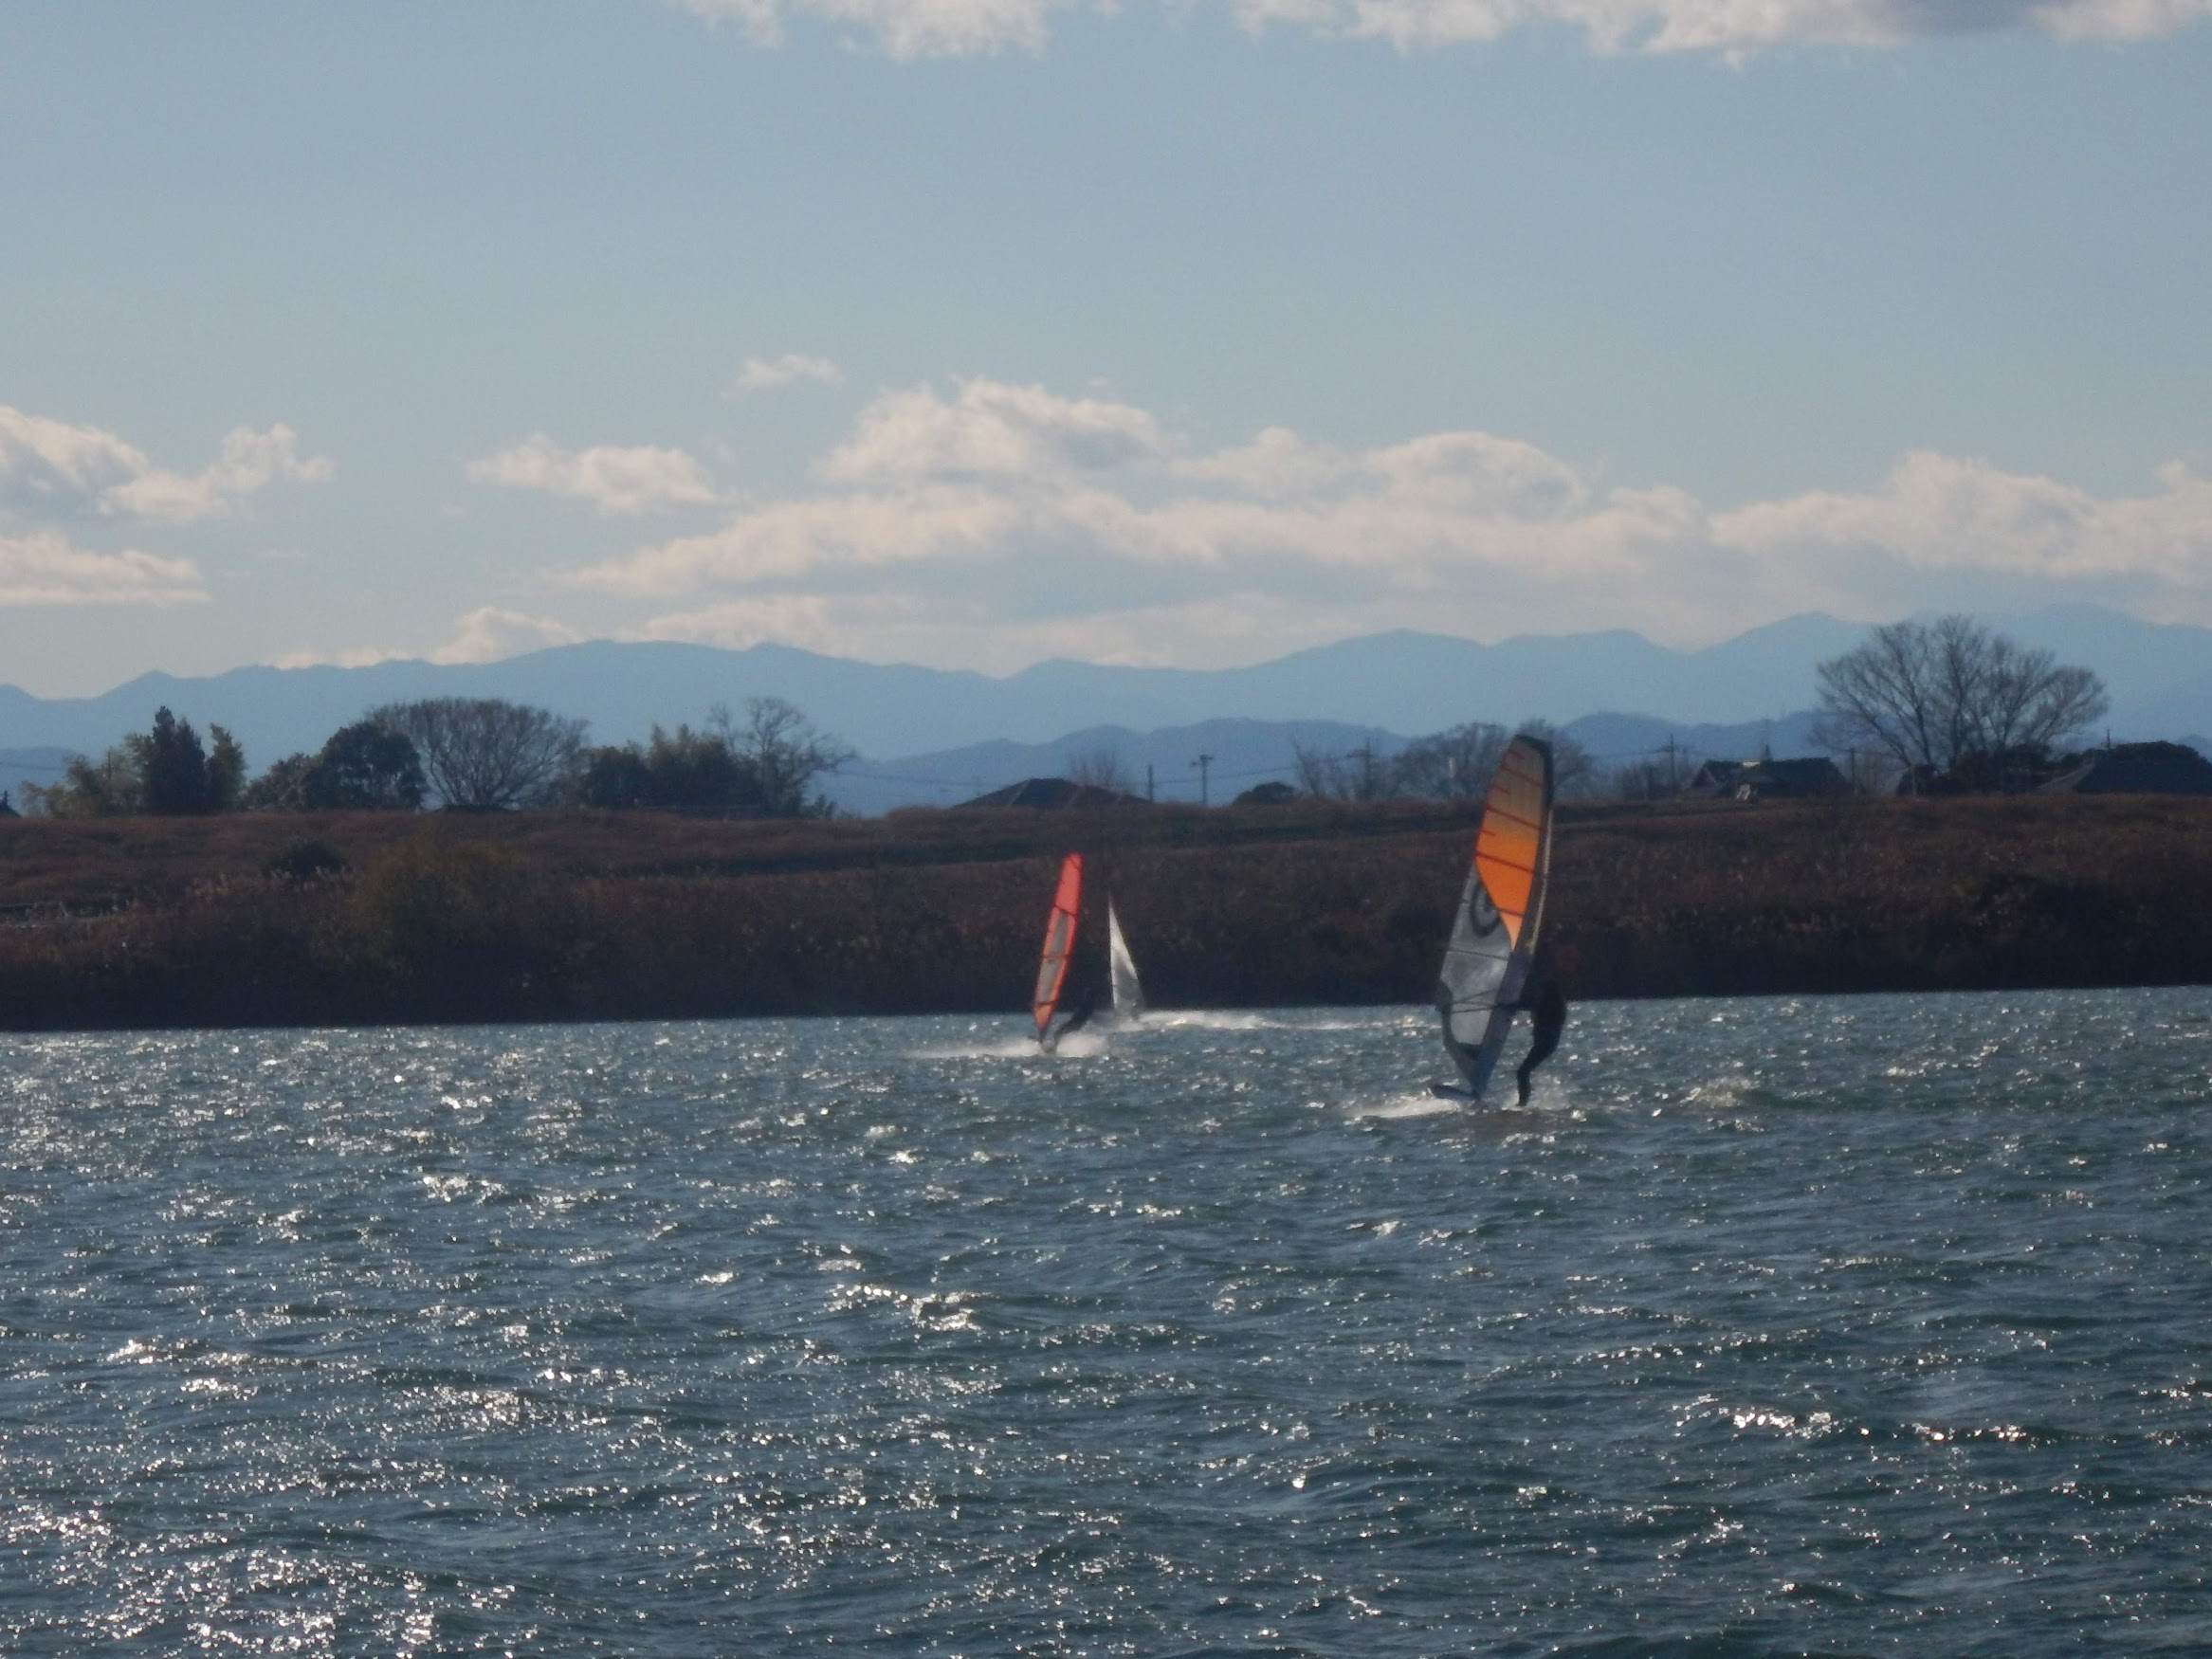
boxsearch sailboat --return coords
[1434,735,1555,1102]
[1106,899,1144,1025]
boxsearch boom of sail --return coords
[1033,852,1085,1045]
[1106,899,1144,1024]
[1435,736,1555,1100]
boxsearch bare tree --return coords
[1290,739,1393,801]
[1065,744,1134,795]
[1813,620,1947,780]
[1511,720,1599,799]
[1972,637,2108,789]
[1606,756,1679,802]
[1813,616,2106,789]
[1291,739,1344,799]
[712,697,853,817]
[1390,721,1508,799]
[372,698,587,809]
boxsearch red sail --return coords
[1032,852,1084,1040]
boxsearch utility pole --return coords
[1192,754,1215,807]
[1146,763,1155,802]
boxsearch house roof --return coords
[955,776,1150,810]
[2038,753,2212,794]
[1687,756,1845,795]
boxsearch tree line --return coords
[21,696,852,819]
[1276,720,1602,805]
[9,616,2127,820]
[1216,616,2118,804]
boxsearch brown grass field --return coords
[2,793,2208,1030]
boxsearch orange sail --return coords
[1435,736,1555,1098]
[1472,736,1551,952]
[1033,852,1085,1041]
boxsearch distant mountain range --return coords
[3,603,2207,813]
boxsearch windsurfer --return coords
[1513,978,1568,1104]
[1046,989,1098,1051]
[1042,954,1101,1053]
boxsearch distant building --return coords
[955,777,1150,810]
[2038,742,2212,796]
[1684,757,1849,801]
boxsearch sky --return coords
[2,0,2208,697]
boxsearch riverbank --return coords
[2,793,2207,1030]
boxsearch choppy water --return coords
[2,990,2208,1656]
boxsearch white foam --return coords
[1348,1094,1463,1120]
[908,1030,1109,1061]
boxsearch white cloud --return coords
[0,531,206,608]
[733,354,844,392]
[557,376,2212,665]
[0,406,330,526]
[0,407,150,512]
[265,643,410,670]
[674,0,1075,55]
[466,435,722,516]
[668,0,2210,54]
[429,607,589,664]
[268,608,588,672]
[822,380,1173,485]
[101,425,335,525]
[1713,451,2212,582]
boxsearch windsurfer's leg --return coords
[1515,994,1566,1104]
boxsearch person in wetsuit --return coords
[1514,977,1568,1105]
[1042,955,1101,1053]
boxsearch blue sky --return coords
[2,0,2208,695]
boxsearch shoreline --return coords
[4,793,2209,1032]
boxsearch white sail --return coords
[1437,867,1524,1099]
[1436,737,1554,1099]
[1107,901,1144,1024]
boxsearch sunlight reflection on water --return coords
[2,989,2208,1654]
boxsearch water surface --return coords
[3,990,2208,1654]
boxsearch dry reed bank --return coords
[1,793,2207,1030]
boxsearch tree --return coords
[1607,755,1680,802]
[1293,720,1592,803]
[1065,745,1135,796]
[370,698,586,810]
[574,701,852,817]
[575,744,653,810]
[1390,722,1509,799]
[308,720,428,810]
[25,707,242,816]
[247,720,429,811]
[721,698,853,817]
[1510,720,1598,800]
[1290,738,1394,801]
[577,723,750,812]
[244,753,318,811]
[1813,616,2108,791]
[25,748,141,816]
[136,706,243,812]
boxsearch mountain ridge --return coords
[3,606,2207,794]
